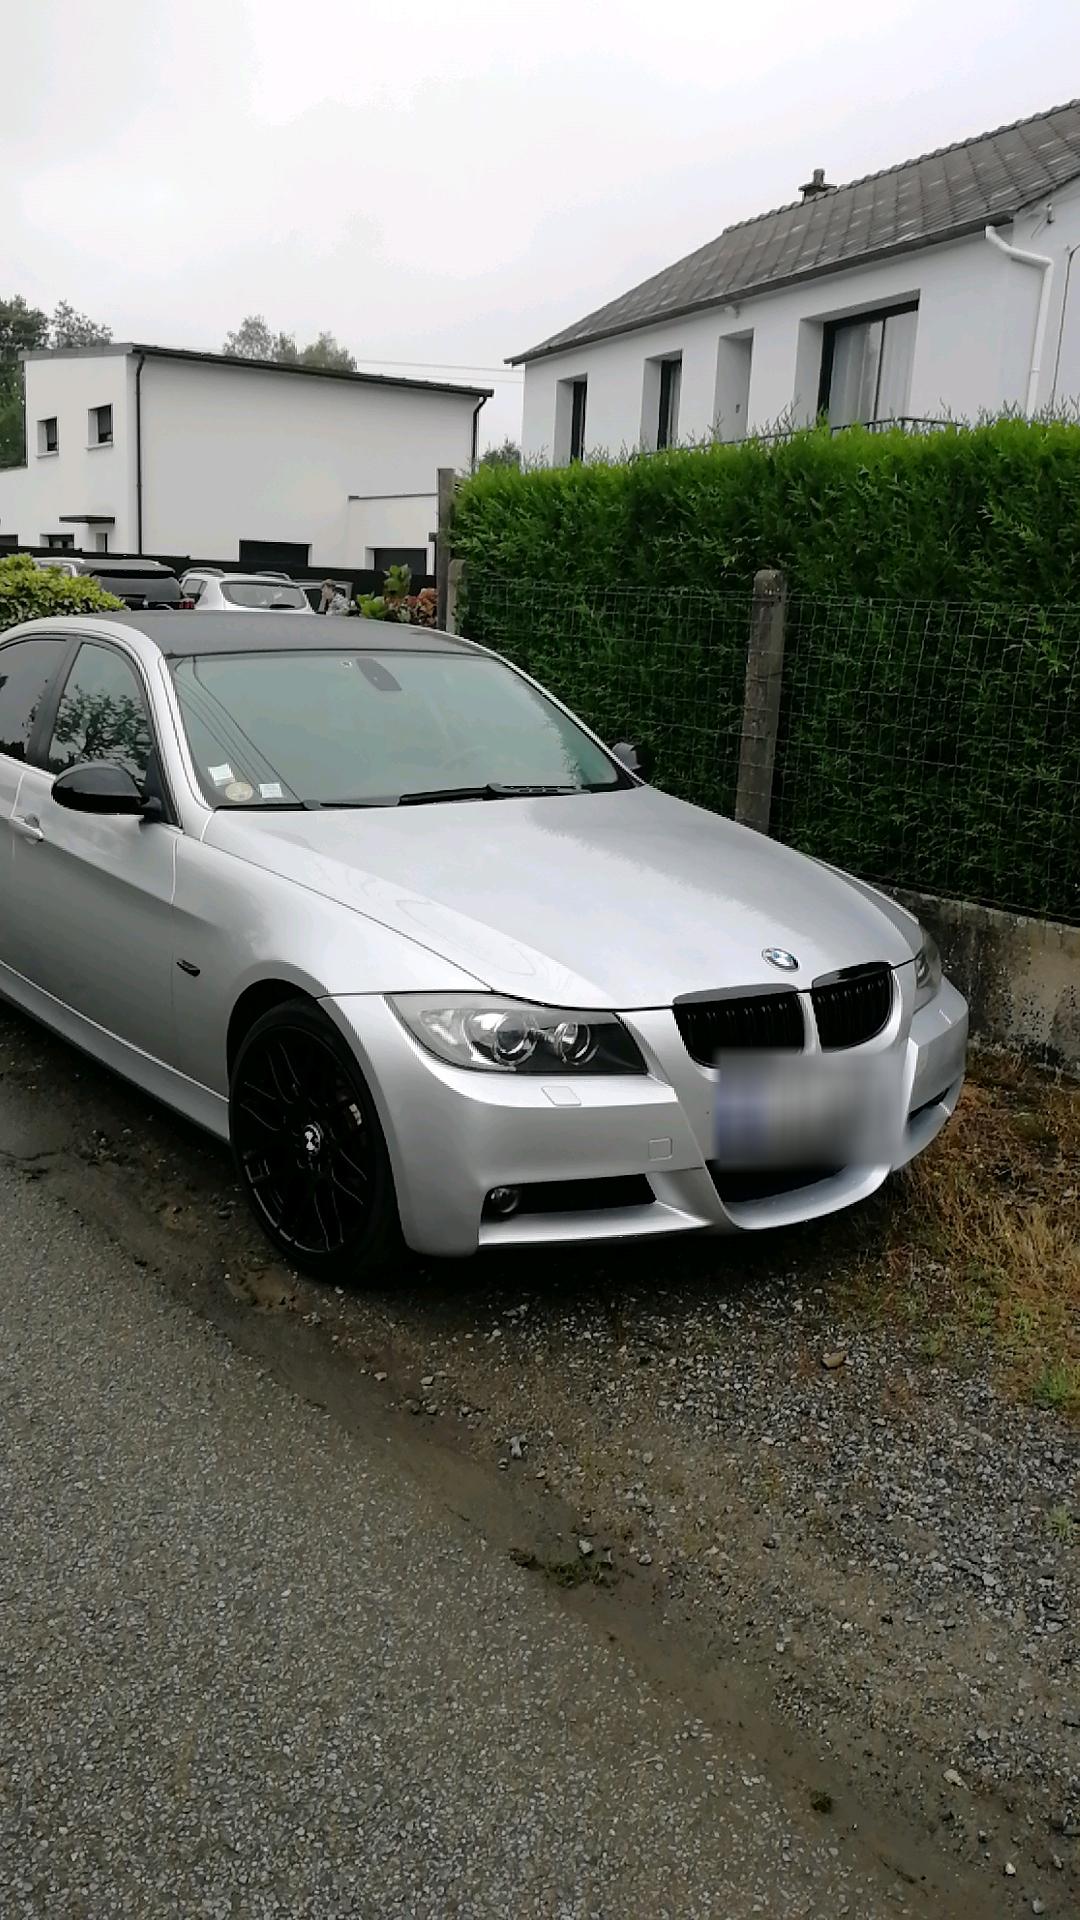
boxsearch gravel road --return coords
[0,999,1075,1916]
[0,1152,967,1918]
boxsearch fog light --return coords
[486,1186,521,1218]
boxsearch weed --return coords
[1046,1505,1075,1544]
[835,1066,1080,1418]
[1032,1364,1080,1414]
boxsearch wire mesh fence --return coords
[463,578,751,819]
[463,574,1080,926]
[777,596,1080,924]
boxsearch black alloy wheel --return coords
[230,999,401,1280]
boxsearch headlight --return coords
[913,931,942,1006]
[388,995,646,1074]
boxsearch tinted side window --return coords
[0,638,67,762]
[47,642,153,785]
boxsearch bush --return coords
[452,417,1080,604]
[0,553,124,632]
[451,423,1080,923]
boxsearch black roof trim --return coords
[21,341,493,401]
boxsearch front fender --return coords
[171,837,485,1095]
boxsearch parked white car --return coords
[180,572,314,613]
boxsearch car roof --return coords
[190,572,306,585]
[91,611,481,656]
[80,557,176,574]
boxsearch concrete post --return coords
[435,466,455,629]
[734,568,787,834]
[445,558,465,635]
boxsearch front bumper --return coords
[323,971,968,1258]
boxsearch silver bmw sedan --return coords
[0,612,967,1279]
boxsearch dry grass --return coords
[839,1054,1080,1417]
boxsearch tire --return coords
[230,997,403,1283]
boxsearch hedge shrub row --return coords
[453,424,1080,922]
[0,553,123,631]
[453,418,1080,603]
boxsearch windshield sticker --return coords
[225,780,255,803]
[259,781,285,800]
[209,762,234,784]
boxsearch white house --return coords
[0,344,490,573]
[513,100,1080,461]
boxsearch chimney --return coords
[799,167,835,202]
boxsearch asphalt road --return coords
[0,1141,965,1920]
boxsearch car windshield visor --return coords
[171,650,625,809]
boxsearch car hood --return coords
[205,787,919,1008]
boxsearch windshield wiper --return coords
[318,796,399,809]
[396,783,581,806]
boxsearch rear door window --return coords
[0,637,68,762]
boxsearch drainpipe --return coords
[984,225,1054,416]
[135,352,146,552]
[1049,241,1080,409]
[470,393,486,470]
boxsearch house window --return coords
[42,533,75,550]
[819,304,918,427]
[657,356,682,449]
[37,417,59,456]
[88,404,113,447]
[713,335,753,441]
[569,378,587,461]
[553,375,589,465]
[0,534,17,549]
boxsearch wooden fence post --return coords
[435,466,455,629]
[734,568,787,834]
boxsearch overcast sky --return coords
[5,0,1080,447]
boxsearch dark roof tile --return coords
[512,99,1080,362]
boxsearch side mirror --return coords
[611,739,654,781]
[52,762,152,817]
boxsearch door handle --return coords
[11,813,44,844]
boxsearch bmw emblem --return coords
[762,947,799,971]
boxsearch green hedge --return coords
[453,418,1080,602]
[0,553,123,631]
[452,424,1080,923]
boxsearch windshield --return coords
[221,581,308,610]
[172,649,623,808]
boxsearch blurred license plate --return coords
[713,1054,899,1167]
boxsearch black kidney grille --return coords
[811,964,893,1050]
[674,992,804,1064]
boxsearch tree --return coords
[0,295,50,363]
[0,295,111,467]
[51,300,112,349]
[297,330,357,372]
[223,314,283,361]
[479,438,521,469]
[223,315,356,371]
[0,297,49,466]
